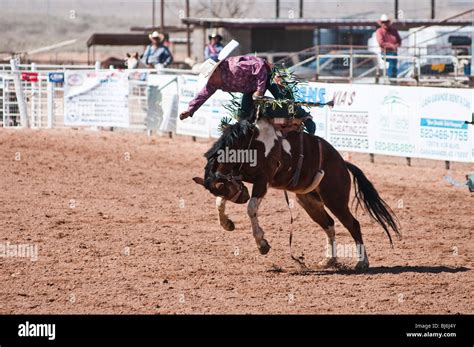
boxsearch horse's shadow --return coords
[284,265,470,276]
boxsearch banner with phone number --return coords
[300,82,473,162]
[176,75,232,138]
[176,76,473,163]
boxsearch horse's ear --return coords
[134,52,139,58]
[193,177,205,186]
[126,52,131,58]
[214,182,224,189]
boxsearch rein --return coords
[213,127,256,203]
[281,131,325,272]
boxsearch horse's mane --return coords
[203,120,256,179]
[204,120,255,160]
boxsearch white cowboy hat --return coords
[378,14,391,23]
[208,32,223,41]
[199,39,239,79]
[149,31,164,42]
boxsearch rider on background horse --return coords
[141,31,173,68]
[179,41,316,135]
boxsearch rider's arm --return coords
[187,82,218,114]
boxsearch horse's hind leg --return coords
[296,192,337,268]
[324,200,369,270]
[216,197,235,231]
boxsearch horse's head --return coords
[125,52,140,69]
[193,120,256,204]
[193,158,250,204]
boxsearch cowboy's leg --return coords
[268,71,316,134]
[267,77,292,100]
[303,118,316,135]
[239,92,255,122]
[387,52,397,78]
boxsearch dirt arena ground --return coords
[0,128,472,314]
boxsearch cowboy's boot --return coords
[304,118,316,135]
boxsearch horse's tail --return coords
[345,161,401,246]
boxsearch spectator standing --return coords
[376,14,402,78]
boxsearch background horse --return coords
[193,118,400,270]
[125,52,149,69]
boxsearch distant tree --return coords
[195,0,253,18]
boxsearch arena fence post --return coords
[9,59,29,128]
[47,79,54,128]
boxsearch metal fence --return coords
[276,45,473,87]
[0,61,190,129]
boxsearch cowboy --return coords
[205,32,224,62]
[141,31,173,68]
[180,42,316,135]
[375,14,402,78]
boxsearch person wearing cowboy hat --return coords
[179,40,316,135]
[376,14,402,78]
[141,31,173,68]
[205,32,224,62]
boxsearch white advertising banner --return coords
[298,82,473,162]
[176,75,232,138]
[175,75,473,163]
[64,70,129,127]
[417,88,472,162]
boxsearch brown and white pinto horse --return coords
[193,118,400,270]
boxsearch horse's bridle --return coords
[209,126,256,203]
[213,171,245,203]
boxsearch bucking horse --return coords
[193,101,401,270]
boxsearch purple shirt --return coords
[187,56,269,114]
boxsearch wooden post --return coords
[299,0,303,18]
[445,161,450,170]
[431,0,435,19]
[152,0,156,29]
[275,0,279,18]
[160,0,165,32]
[406,157,411,166]
[394,0,399,19]
[186,0,191,57]
[370,153,375,163]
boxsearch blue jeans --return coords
[386,51,398,78]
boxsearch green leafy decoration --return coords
[223,92,243,120]
[218,116,234,133]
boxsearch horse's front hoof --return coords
[258,239,271,255]
[355,259,369,271]
[222,219,235,231]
